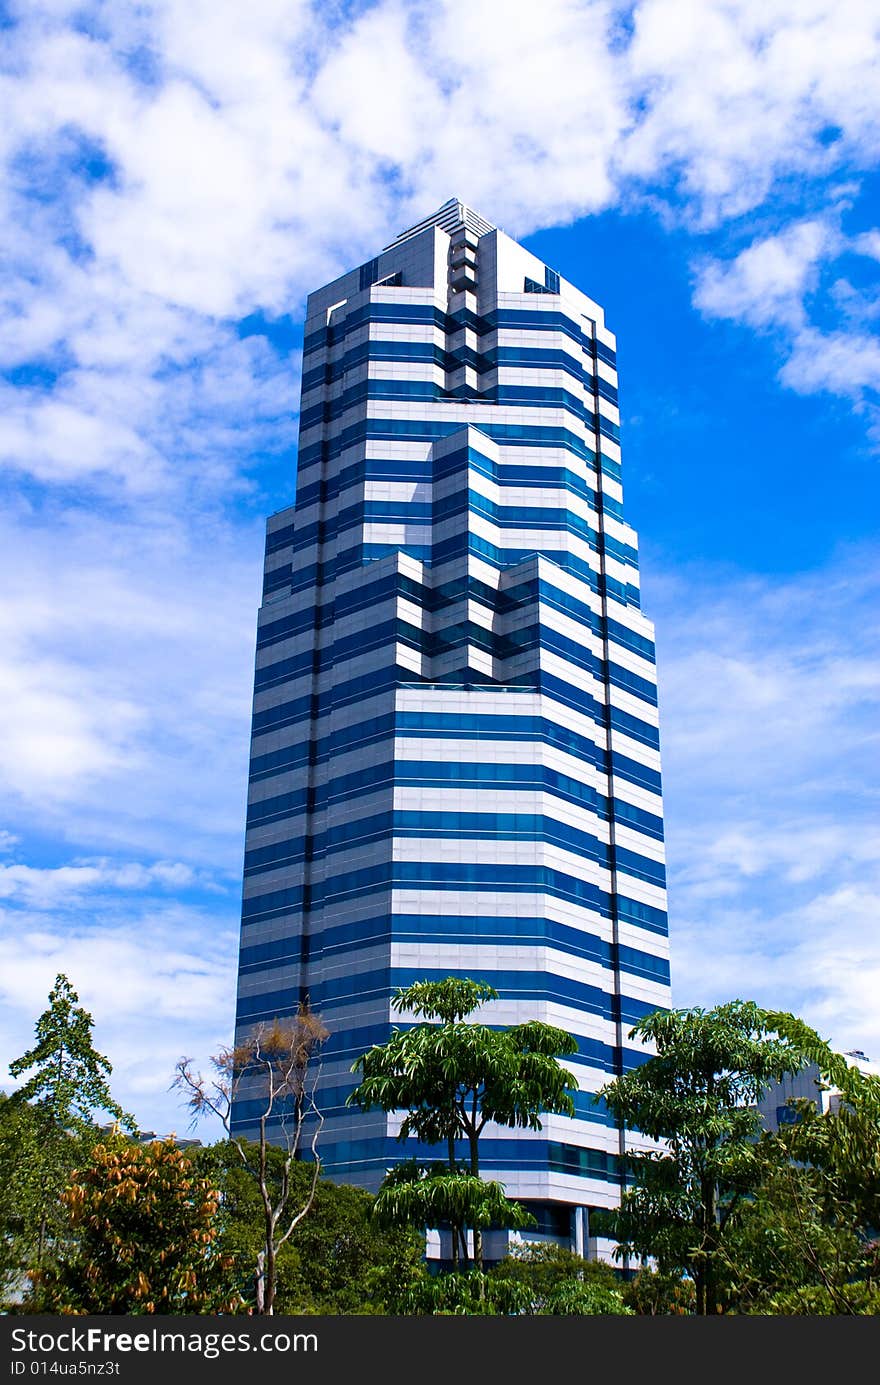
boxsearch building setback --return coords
[232,199,671,1253]
[758,1049,880,1133]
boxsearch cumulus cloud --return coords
[654,548,880,1056]
[0,859,199,908]
[0,389,166,490]
[668,879,880,1070]
[693,220,836,330]
[1,0,880,1125]
[694,213,880,421]
[0,904,237,1135]
[0,0,877,501]
[780,326,880,397]
[0,503,260,859]
[622,0,880,222]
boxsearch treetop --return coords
[391,977,498,1023]
[8,973,133,1133]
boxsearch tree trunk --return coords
[447,1131,459,1269]
[694,1265,707,1316]
[254,1243,277,1315]
[264,1241,276,1315]
[255,1114,276,1314]
[699,1174,718,1315]
[468,1131,483,1278]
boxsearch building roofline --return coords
[384,198,497,249]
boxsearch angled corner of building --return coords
[232,197,671,1257]
[758,1048,880,1133]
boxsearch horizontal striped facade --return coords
[232,203,671,1238]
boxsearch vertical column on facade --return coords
[445,225,481,400]
[298,297,347,1013]
[581,312,629,1225]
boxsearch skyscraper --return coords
[232,199,671,1254]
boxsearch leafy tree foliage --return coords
[599,1001,809,1314]
[720,1014,880,1315]
[0,1097,80,1306]
[348,977,577,1271]
[490,1241,631,1315]
[372,1158,536,1271]
[2,975,131,1297]
[194,1139,423,1314]
[621,1266,696,1315]
[388,1269,531,1316]
[765,1012,880,1233]
[175,1007,329,1314]
[538,1278,633,1315]
[9,975,132,1132]
[26,1137,239,1314]
[720,1159,880,1314]
[387,1243,632,1315]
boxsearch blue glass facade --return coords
[232,200,671,1243]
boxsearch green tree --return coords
[490,1241,631,1315]
[2,975,132,1287]
[0,1096,73,1306]
[27,1136,239,1314]
[621,1266,696,1315]
[9,975,132,1132]
[388,1243,633,1316]
[371,1158,536,1272]
[175,1006,329,1315]
[721,1015,880,1315]
[765,1013,880,1233]
[599,1000,809,1315]
[195,1139,424,1313]
[720,1157,880,1314]
[538,1278,633,1315]
[348,977,578,1272]
[389,1269,531,1316]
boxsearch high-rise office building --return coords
[232,199,671,1253]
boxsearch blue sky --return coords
[1,0,878,1137]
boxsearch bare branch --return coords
[173,1005,329,1314]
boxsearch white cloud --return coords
[0,905,237,1136]
[0,0,876,503]
[656,553,880,805]
[0,859,198,908]
[780,325,880,396]
[1,0,879,1128]
[669,882,880,1064]
[0,389,166,490]
[654,549,880,1056]
[622,0,880,224]
[388,0,628,233]
[694,215,880,417]
[0,504,260,861]
[851,229,880,262]
[311,5,444,168]
[693,220,834,329]
[0,654,139,793]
